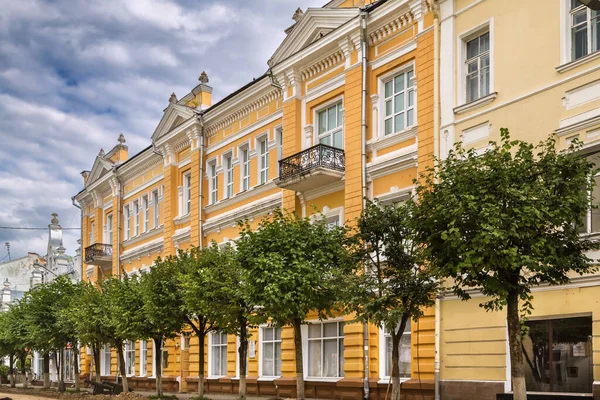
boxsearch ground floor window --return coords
[523,316,593,393]
[102,344,111,376]
[261,327,282,378]
[308,321,345,378]
[139,341,147,376]
[125,341,135,376]
[210,332,228,377]
[383,323,411,379]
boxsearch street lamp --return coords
[578,0,600,10]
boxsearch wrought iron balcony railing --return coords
[278,144,345,180]
[84,243,112,264]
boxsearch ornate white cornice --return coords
[172,226,191,247]
[301,49,345,81]
[368,10,415,46]
[118,148,163,183]
[205,89,281,136]
[120,237,164,264]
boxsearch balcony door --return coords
[317,101,343,149]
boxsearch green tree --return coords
[65,281,107,382]
[139,258,186,397]
[344,199,439,400]
[101,275,144,392]
[177,247,219,396]
[237,209,355,400]
[413,130,599,400]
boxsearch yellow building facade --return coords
[74,1,438,399]
[438,0,600,399]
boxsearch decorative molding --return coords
[172,226,191,247]
[368,10,415,46]
[301,49,345,81]
[123,174,164,201]
[453,92,498,115]
[374,185,415,204]
[118,148,163,183]
[121,226,164,248]
[367,126,417,153]
[120,237,164,264]
[555,114,600,138]
[205,89,281,136]
[367,145,418,180]
[556,51,600,74]
[304,180,345,201]
[173,213,191,225]
[204,181,278,214]
[203,193,282,235]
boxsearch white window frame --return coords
[183,172,191,215]
[378,323,412,383]
[275,126,283,177]
[142,195,149,232]
[315,98,344,149]
[208,160,218,205]
[257,135,269,185]
[379,67,416,137]
[106,214,113,244]
[457,19,494,106]
[259,326,282,379]
[562,0,600,64]
[152,190,160,229]
[90,222,95,245]
[124,206,130,240]
[101,344,111,376]
[224,153,234,199]
[139,340,147,377]
[208,331,228,378]
[240,145,250,192]
[124,340,135,377]
[302,318,345,380]
[133,200,139,236]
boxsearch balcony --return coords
[84,243,113,269]
[275,144,345,192]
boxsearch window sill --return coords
[305,377,343,383]
[173,213,191,225]
[454,92,498,115]
[122,225,164,247]
[556,51,600,74]
[377,377,410,385]
[207,376,226,380]
[367,126,417,153]
[257,377,280,382]
[204,181,277,214]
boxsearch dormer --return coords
[151,93,197,142]
[269,7,360,67]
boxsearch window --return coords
[152,190,160,229]
[307,321,345,378]
[465,32,490,103]
[241,148,250,191]
[133,200,139,236]
[210,163,218,205]
[224,155,233,199]
[523,316,592,393]
[276,128,283,177]
[578,154,600,234]
[383,71,415,135]
[259,138,269,184]
[125,341,135,376]
[261,327,282,378]
[142,196,149,232]
[90,222,95,245]
[124,206,130,240]
[106,214,113,244]
[183,172,191,215]
[102,344,111,376]
[139,340,147,376]
[210,332,228,377]
[570,0,600,61]
[382,323,411,379]
[317,102,343,148]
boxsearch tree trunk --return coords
[20,352,28,389]
[73,345,80,391]
[391,316,409,400]
[239,318,248,400]
[293,318,305,400]
[154,338,163,397]
[58,349,66,393]
[43,353,50,389]
[117,342,129,393]
[507,291,527,400]
[9,353,15,388]
[92,344,101,382]
[198,333,205,396]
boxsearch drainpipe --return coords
[194,111,206,250]
[113,167,123,279]
[432,1,442,399]
[71,197,83,281]
[360,9,370,400]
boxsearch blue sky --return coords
[0,0,325,261]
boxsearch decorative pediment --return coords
[151,102,195,142]
[86,155,113,187]
[269,8,359,66]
